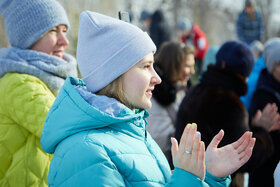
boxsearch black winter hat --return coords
[215,40,254,78]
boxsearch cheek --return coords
[35,39,55,54]
[45,38,57,50]
[127,74,150,96]
[123,75,142,95]
[181,68,190,76]
[131,76,148,92]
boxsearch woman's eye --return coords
[144,65,150,68]
[50,29,58,33]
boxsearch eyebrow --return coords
[142,59,154,64]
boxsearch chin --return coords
[144,104,152,109]
[143,101,152,109]
[138,102,152,110]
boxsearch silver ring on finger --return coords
[184,150,191,154]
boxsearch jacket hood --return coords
[41,77,148,154]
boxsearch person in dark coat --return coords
[149,9,171,49]
[175,40,279,187]
[249,38,280,187]
[236,0,264,44]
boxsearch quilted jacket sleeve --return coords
[166,169,231,187]
[0,73,55,138]
[49,135,231,187]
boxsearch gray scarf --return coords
[0,47,77,95]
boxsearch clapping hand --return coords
[171,123,206,180]
[252,103,280,131]
[205,130,255,178]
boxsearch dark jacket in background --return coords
[175,65,274,185]
[237,9,264,44]
[249,68,280,187]
[150,10,171,49]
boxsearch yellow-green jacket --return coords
[0,48,77,187]
[0,73,55,186]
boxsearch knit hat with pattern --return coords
[0,0,70,49]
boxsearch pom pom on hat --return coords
[77,11,156,93]
[0,0,70,49]
[263,38,280,73]
[215,40,254,78]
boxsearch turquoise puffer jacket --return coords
[41,77,231,186]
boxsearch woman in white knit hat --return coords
[41,11,255,186]
[0,0,77,186]
[249,38,280,187]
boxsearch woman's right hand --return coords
[205,130,255,178]
[252,103,280,131]
[171,123,205,180]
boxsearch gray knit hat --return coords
[263,38,280,73]
[77,11,156,93]
[0,0,70,49]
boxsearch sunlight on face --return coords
[122,52,161,109]
[176,54,195,85]
[30,24,69,58]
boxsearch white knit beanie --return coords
[77,11,156,93]
[263,38,280,73]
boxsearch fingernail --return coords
[170,137,173,144]
[187,123,191,129]
[196,131,200,138]
[200,141,204,146]
[192,123,196,129]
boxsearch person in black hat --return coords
[175,40,279,187]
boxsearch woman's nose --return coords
[58,33,69,47]
[152,71,161,85]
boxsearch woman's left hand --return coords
[171,123,206,180]
[205,130,255,178]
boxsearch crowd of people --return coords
[0,0,279,186]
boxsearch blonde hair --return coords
[96,75,134,109]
